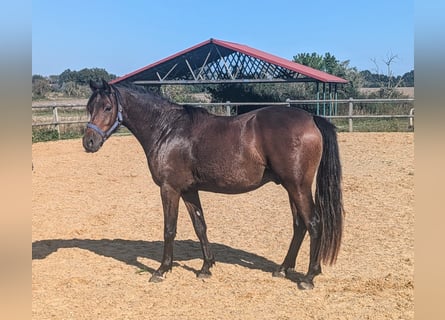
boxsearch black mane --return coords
[181,104,211,121]
[114,83,211,122]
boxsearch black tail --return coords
[313,116,344,265]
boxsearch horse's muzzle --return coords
[82,130,103,153]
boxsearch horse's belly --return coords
[194,166,273,194]
[198,181,265,194]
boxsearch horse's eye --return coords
[104,105,112,112]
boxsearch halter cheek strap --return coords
[87,110,123,141]
[86,91,124,141]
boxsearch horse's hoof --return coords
[297,280,314,290]
[149,274,165,283]
[272,270,286,278]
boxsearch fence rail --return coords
[287,98,415,132]
[32,98,414,137]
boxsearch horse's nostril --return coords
[88,139,94,148]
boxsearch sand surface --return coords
[32,133,414,319]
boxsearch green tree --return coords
[58,69,76,85]
[77,68,116,84]
[32,76,51,99]
[293,53,324,71]
[208,83,280,103]
[360,69,414,88]
[293,52,344,75]
[62,81,79,97]
[61,81,91,97]
[293,52,363,99]
[58,68,116,86]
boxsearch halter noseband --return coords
[87,89,123,141]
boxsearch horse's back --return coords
[251,106,317,131]
[213,106,322,167]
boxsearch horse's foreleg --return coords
[149,185,180,283]
[273,196,307,278]
[182,190,215,278]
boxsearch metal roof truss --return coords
[133,43,313,85]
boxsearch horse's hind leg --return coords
[182,190,215,278]
[273,195,307,278]
[285,185,322,290]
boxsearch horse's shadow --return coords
[32,238,304,283]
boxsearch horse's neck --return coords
[120,90,183,152]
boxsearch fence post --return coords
[53,106,61,139]
[225,101,231,116]
[285,98,290,107]
[348,98,354,132]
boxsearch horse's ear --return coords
[102,78,111,94]
[89,79,99,92]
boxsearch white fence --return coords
[32,98,414,137]
[287,98,414,132]
[32,103,88,138]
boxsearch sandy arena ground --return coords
[32,133,414,319]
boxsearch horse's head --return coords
[82,79,123,153]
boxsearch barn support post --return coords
[334,84,338,115]
[316,82,320,115]
[322,83,326,116]
[329,83,333,116]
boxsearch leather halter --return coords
[86,90,123,141]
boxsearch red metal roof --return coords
[211,39,347,83]
[110,39,213,84]
[111,38,348,84]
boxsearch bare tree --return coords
[371,57,384,88]
[383,52,399,88]
[370,52,404,98]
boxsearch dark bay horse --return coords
[82,79,344,290]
